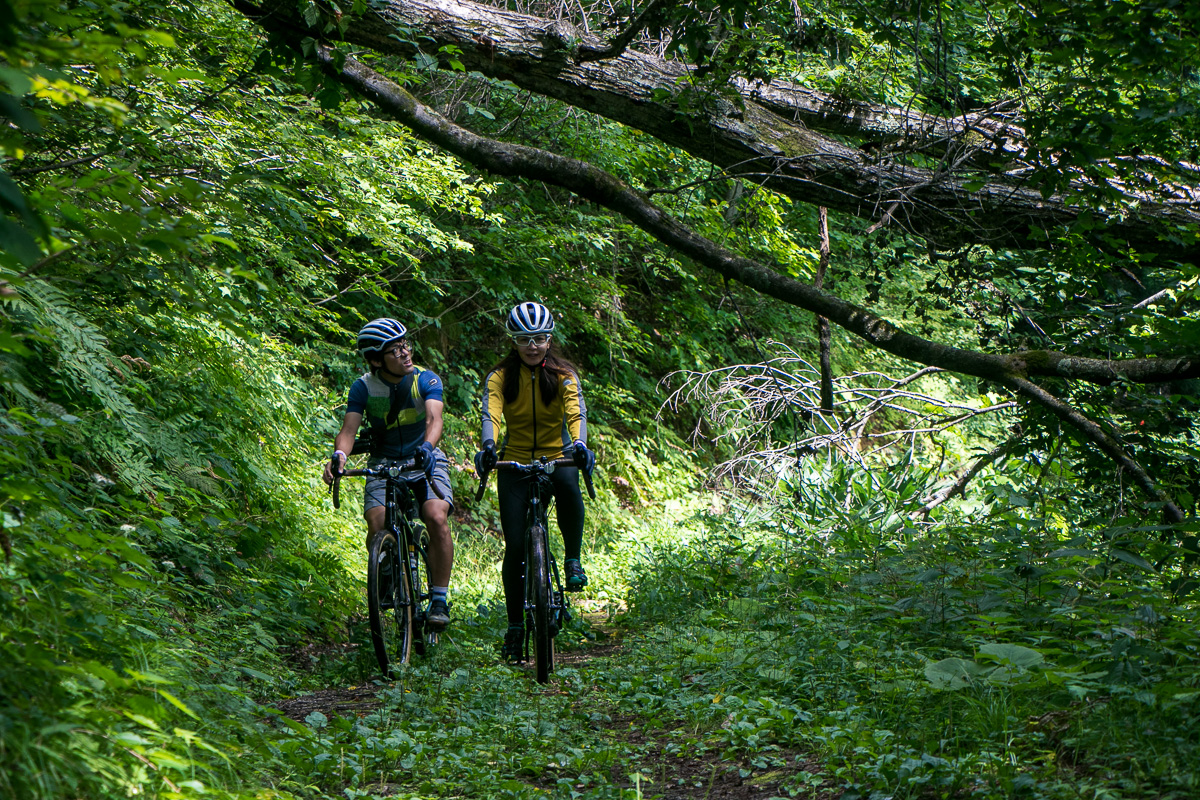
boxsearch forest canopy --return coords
[2,0,1200,798]
[230,0,1200,520]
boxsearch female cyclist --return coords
[475,302,596,660]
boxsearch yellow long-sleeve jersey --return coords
[480,364,587,463]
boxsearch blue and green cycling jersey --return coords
[346,367,443,459]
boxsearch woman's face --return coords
[513,333,551,366]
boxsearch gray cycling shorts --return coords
[364,448,455,515]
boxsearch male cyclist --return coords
[323,318,454,631]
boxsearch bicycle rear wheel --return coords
[368,531,413,676]
[527,524,554,684]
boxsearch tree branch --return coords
[230,0,1200,256]
[244,43,1189,520]
[10,151,114,177]
[920,434,1021,514]
[1001,376,1183,523]
[311,48,1198,388]
[0,244,81,295]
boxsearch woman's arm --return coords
[563,372,588,444]
[481,369,505,444]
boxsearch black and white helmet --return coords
[357,318,407,356]
[505,302,556,335]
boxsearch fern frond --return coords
[11,280,144,432]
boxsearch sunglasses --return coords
[512,334,550,347]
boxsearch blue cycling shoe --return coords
[564,559,588,592]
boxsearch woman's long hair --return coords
[490,346,581,407]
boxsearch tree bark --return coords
[814,207,833,413]
[232,0,1200,257]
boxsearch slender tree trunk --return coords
[815,207,834,413]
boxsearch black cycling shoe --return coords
[564,559,588,592]
[426,598,450,632]
[501,626,525,662]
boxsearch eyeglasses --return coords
[383,341,412,358]
[512,334,550,347]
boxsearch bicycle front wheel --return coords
[410,523,436,655]
[368,530,413,677]
[527,524,554,684]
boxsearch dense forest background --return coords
[2,0,1198,798]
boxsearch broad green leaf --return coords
[924,658,989,690]
[978,643,1045,669]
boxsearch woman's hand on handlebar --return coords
[474,440,498,478]
[571,440,595,475]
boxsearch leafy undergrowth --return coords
[229,496,1200,800]
[257,606,835,800]
[619,509,1200,800]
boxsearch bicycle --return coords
[332,457,443,677]
[475,455,596,684]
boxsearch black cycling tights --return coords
[498,466,585,627]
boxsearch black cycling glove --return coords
[571,439,595,474]
[474,439,497,476]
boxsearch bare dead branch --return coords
[577,0,674,62]
[920,434,1022,514]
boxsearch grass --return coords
[210,487,1199,800]
[6,432,1199,800]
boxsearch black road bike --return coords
[476,456,595,684]
[332,458,443,677]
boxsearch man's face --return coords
[374,339,414,375]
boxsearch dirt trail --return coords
[271,616,837,799]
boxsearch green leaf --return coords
[924,658,989,690]
[302,0,321,27]
[157,689,200,720]
[1110,549,1156,572]
[978,643,1044,669]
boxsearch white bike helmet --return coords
[357,318,408,356]
[505,302,556,335]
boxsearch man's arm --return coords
[423,399,444,448]
[323,412,363,484]
[335,411,363,456]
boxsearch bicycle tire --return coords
[409,523,436,655]
[368,531,413,676]
[528,524,554,684]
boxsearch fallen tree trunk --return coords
[233,0,1200,257]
